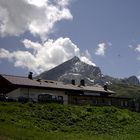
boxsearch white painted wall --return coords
[7,87,68,104]
[7,88,21,100]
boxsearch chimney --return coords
[28,72,33,80]
[103,84,108,91]
[71,79,75,85]
[80,79,85,86]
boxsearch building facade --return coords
[0,74,132,109]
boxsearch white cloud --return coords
[135,44,140,52]
[25,0,48,7]
[79,49,95,66]
[135,44,140,60]
[80,56,95,66]
[0,0,72,40]
[137,71,140,81]
[0,37,95,74]
[128,39,136,49]
[0,0,96,73]
[95,42,111,56]
[84,49,92,59]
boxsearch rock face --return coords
[38,56,102,85]
[120,76,140,86]
[37,56,140,86]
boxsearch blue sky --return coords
[0,0,140,79]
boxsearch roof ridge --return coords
[1,74,63,83]
[35,78,62,82]
[1,74,27,78]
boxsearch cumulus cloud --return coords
[95,42,111,56]
[0,37,95,74]
[135,45,140,53]
[0,0,72,40]
[0,0,96,74]
[80,56,95,66]
[128,40,136,49]
[137,75,140,81]
[135,44,140,60]
[137,71,140,81]
[79,49,96,66]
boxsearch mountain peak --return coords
[37,57,140,86]
[38,56,102,84]
[71,56,80,61]
[122,75,140,86]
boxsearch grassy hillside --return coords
[110,84,140,100]
[0,102,140,140]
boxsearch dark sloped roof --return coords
[80,85,115,94]
[1,74,80,91]
[0,74,114,94]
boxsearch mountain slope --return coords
[110,83,140,99]
[38,56,102,85]
[38,56,140,86]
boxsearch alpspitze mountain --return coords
[38,56,140,86]
[38,56,102,85]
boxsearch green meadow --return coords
[0,102,140,140]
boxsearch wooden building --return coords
[0,74,131,109]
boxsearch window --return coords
[120,100,128,107]
[102,99,105,104]
[93,99,98,105]
[38,94,52,102]
[58,96,63,101]
[121,101,124,107]
[124,101,128,107]
[108,100,111,105]
[52,95,57,100]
